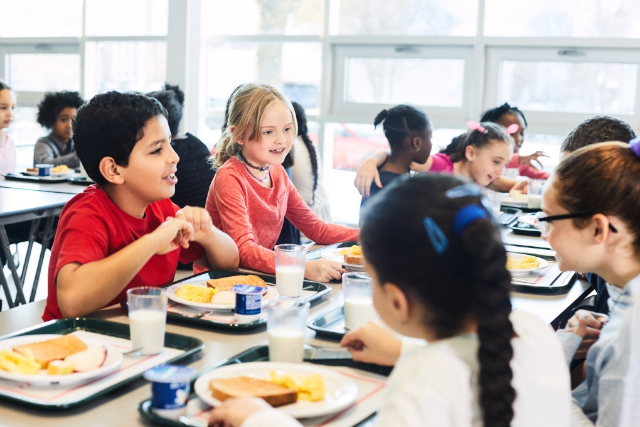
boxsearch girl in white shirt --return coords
[209,174,571,427]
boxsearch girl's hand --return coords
[354,158,382,198]
[175,207,215,244]
[208,397,271,427]
[563,310,608,359]
[518,151,548,170]
[340,321,401,366]
[304,260,344,282]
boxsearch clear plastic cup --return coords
[127,287,167,355]
[504,168,520,179]
[267,298,309,363]
[529,178,546,196]
[483,190,502,218]
[342,272,376,330]
[275,244,306,297]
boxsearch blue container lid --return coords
[143,364,195,383]
[232,284,264,294]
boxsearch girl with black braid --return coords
[359,105,432,207]
[208,174,571,427]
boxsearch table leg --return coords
[0,264,15,309]
[0,225,27,306]
[30,215,54,303]
[20,219,39,286]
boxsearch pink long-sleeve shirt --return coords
[508,154,550,179]
[196,156,359,274]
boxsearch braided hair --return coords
[360,173,515,427]
[291,102,319,206]
[481,103,528,128]
[373,105,431,150]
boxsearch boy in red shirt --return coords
[43,92,239,321]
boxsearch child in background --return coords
[147,83,215,209]
[0,81,16,177]
[34,91,84,168]
[201,83,358,282]
[541,142,640,425]
[208,174,570,427]
[43,92,238,321]
[289,102,332,222]
[359,105,431,209]
[354,122,513,196]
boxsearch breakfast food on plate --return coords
[0,349,41,374]
[51,165,69,174]
[13,335,87,368]
[47,360,75,375]
[211,291,236,306]
[26,167,38,173]
[175,284,219,303]
[64,345,107,372]
[269,371,326,402]
[506,255,541,270]
[206,275,268,294]
[340,245,363,265]
[210,376,298,407]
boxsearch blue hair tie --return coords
[630,138,640,158]
[453,205,488,237]
[423,217,448,255]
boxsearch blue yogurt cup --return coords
[143,364,195,420]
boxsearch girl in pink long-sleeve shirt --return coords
[0,82,17,179]
[198,84,358,282]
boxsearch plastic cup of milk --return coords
[144,364,194,420]
[127,287,167,355]
[267,298,309,363]
[343,272,377,331]
[275,244,306,297]
[482,190,502,219]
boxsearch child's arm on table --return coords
[355,151,432,197]
[56,217,193,318]
[175,206,239,270]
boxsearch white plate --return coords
[167,283,275,310]
[321,248,364,271]
[517,213,538,227]
[24,170,72,178]
[0,334,123,386]
[194,362,359,419]
[507,253,549,276]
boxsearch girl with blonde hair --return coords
[196,84,358,281]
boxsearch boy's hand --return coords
[209,397,271,427]
[152,217,194,255]
[175,206,215,244]
[305,259,344,282]
[340,321,401,366]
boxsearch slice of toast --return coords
[210,376,298,407]
[344,254,364,265]
[207,275,268,294]
[13,335,87,368]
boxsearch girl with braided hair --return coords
[208,174,571,427]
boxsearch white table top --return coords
[0,188,74,219]
[0,178,88,195]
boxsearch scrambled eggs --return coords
[269,370,326,401]
[175,284,219,303]
[340,245,362,256]
[506,255,540,270]
[0,348,41,375]
[51,165,69,174]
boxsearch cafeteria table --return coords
[0,263,591,427]
[0,178,88,195]
[0,188,74,308]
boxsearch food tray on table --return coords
[508,212,541,236]
[308,306,347,340]
[139,345,391,427]
[2,172,71,183]
[510,263,576,294]
[307,241,359,261]
[68,176,95,186]
[157,270,332,331]
[0,318,203,410]
[497,207,522,226]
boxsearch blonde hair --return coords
[212,83,297,168]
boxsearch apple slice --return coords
[64,345,107,372]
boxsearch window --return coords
[0,0,82,37]
[85,0,168,36]
[6,53,81,93]
[484,0,640,38]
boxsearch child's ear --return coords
[382,282,411,323]
[99,157,124,185]
[465,145,476,161]
[411,136,421,151]
[230,125,246,146]
[591,214,613,243]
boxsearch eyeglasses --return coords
[534,211,618,237]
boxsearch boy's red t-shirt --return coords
[43,185,204,321]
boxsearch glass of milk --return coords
[482,190,502,218]
[343,272,377,331]
[267,298,309,363]
[275,244,307,297]
[127,287,167,355]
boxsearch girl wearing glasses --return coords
[541,141,640,426]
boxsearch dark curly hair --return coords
[481,102,528,128]
[361,173,516,427]
[73,92,167,185]
[147,83,185,137]
[0,81,10,91]
[560,116,635,153]
[37,91,84,129]
[373,104,431,150]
